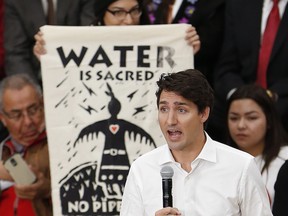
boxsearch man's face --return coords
[0,85,45,147]
[158,91,209,152]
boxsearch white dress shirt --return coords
[120,133,272,216]
[255,146,288,206]
[261,0,288,38]
[41,0,57,15]
[172,0,183,18]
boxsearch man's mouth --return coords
[167,129,182,140]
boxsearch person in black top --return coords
[273,160,288,216]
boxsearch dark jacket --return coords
[273,160,288,216]
[4,0,96,81]
[214,0,288,131]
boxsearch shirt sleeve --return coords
[239,158,273,216]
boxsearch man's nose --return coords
[22,112,33,125]
[167,111,177,125]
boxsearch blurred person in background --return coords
[33,0,201,59]
[272,159,288,216]
[0,0,8,142]
[4,0,96,83]
[144,0,226,88]
[0,74,51,216]
[0,0,4,79]
[226,84,288,207]
[143,0,226,143]
[212,0,288,143]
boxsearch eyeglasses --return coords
[106,7,142,20]
[2,104,43,122]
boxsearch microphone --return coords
[160,165,174,207]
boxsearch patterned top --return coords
[146,0,198,24]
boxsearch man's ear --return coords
[200,107,210,123]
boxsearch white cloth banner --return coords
[41,24,194,216]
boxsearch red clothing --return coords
[0,187,35,216]
[0,131,51,216]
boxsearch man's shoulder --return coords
[212,139,254,163]
[139,144,167,157]
[132,144,168,164]
[206,133,253,160]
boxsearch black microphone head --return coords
[160,166,174,179]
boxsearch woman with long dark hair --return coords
[226,84,288,207]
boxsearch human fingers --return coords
[34,31,45,45]
[14,171,49,200]
[190,35,201,54]
[33,41,46,60]
[33,172,51,198]
[186,34,201,54]
[185,26,201,54]
[185,25,197,38]
[14,184,37,199]
[155,207,182,216]
[33,31,47,60]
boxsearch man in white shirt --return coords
[120,69,272,215]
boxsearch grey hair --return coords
[0,74,42,112]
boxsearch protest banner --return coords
[41,24,194,215]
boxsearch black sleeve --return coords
[272,160,288,216]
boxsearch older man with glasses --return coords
[0,73,51,216]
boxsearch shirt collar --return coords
[10,139,25,153]
[4,130,47,154]
[195,132,217,163]
[158,145,175,166]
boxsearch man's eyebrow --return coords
[158,101,188,106]
[159,101,167,105]
[174,102,187,106]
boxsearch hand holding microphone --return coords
[155,166,181,215]
[155,207,182,216]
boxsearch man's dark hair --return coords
[155,69,214,113]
